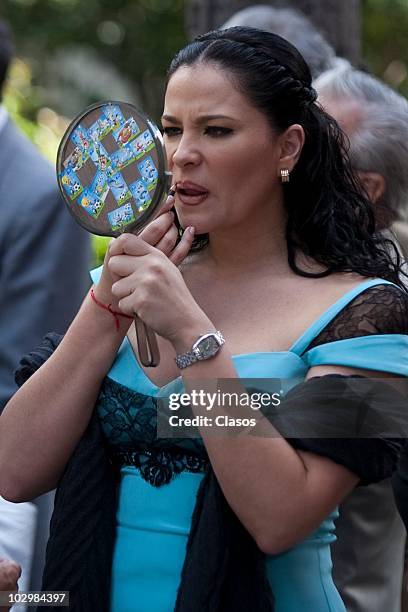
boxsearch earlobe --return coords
[279,124,305,171]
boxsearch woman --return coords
[0,27,407,612]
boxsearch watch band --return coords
[175,331,225,369]
[175,350,200,370]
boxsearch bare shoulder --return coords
[314,271,374,298]
[284,271,373,307]
[268,272,377,350]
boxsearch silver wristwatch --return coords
[175,331,225,369]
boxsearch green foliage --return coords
[362,0,408,95]
[4,58,67,161]
[92,235,111,268]
[2,0,186,121]
[1,0,186,263]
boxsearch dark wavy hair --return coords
[167,26,406,289]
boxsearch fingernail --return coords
[168,210,175,219]
[168,184,176,197]
[188,226,195,235]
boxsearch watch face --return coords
[196,335,218,358]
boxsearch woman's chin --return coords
[178,218,211,236]
[183,225,209,237]
[175,207,211,233]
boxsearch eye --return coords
[204,126,233,137]
[162,126,181,137]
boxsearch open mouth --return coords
[176,182,209,205]
[177,184,209,197]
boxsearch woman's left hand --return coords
[108,233,212,346]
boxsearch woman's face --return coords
[162,63,286,235]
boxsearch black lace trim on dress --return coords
[97,377,206,452]
[303,284,408,354]
[97,377,208,486]
[110,447,208,487]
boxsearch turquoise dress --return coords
[91,271,408,612]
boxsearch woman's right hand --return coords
[0,557,21,612]
[94,190,194,306]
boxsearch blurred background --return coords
[0,0,406,262]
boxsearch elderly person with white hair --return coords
[315,65,408,257]
[315,65,408,612]
[222,4,347,79]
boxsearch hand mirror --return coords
[57,101,172,367]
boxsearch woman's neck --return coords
[196,214,290,278]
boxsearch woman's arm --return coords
[0,289,131,502]
[174,336,361,555]
[0,200,193,502]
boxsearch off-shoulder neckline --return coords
[125,278,393,391]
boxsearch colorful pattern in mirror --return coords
[58,103,159,235]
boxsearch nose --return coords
[170,133,201,169]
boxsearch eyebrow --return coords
[161,114,235,123]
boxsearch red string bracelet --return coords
[90,288,133,331]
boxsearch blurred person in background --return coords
[316,64,408,612]
[221,8,407,612]
[316,65,408,258]
[0,19,90,602]
[221,3,344,79]
[393,449,408,611]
